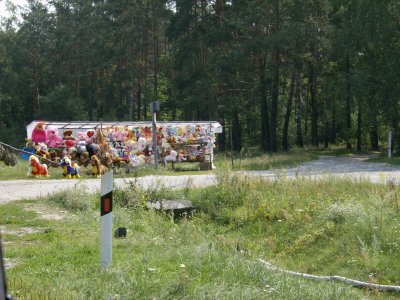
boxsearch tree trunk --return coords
[295,62,303,147]
[310,41,318,147]
[345,52,352,150]
[323,95,329,148]
[330,95,336,144]
[232,111,242,152]
[282,62,296,151]
[259,56,271,151]
[270,0,280,152]
[356,97,362,151]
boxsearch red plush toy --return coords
[29,155,49,177]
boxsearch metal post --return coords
[150,101,160,168]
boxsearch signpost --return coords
[150,101,160,168]
[100,172,113,269]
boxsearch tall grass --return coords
[2,172,400,298]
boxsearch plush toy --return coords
[46,126,62,148]
[137,137,147,154]
[68,147,79,162]
[36,143,51,165]
[21,139,37,161]
[76,132,86,142]
[31,122,47,143]
[99,140,111,154]
[79,151,90,167]
[100,152,114,169]
[96,128,104,144]
[76,141,87,153]
[29,155,49,177]
[85,130,96,145]
[49,149,61,167]
[63,130,76,148]
[60,157,80,179]
[90,155,105,178]
[163,148,177,165]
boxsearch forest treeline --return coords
[0,0,399,152]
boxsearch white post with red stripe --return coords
[100,171,113,269]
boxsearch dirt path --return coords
[1,155,400,204]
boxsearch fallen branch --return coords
[258,259,400,292]
[0,141,60,166]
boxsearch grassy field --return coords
[1,173,400,299]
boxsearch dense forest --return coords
[0,0,399,153]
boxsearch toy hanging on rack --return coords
[28,155,49,177]
[31,122,47,143]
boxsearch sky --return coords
[0,0,28,19]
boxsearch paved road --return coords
[2,155,400,204]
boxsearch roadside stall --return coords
[25,120,222,171]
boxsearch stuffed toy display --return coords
[31,122,47,143]
[46,126,62,148]
[60,157,80,179]
[25,122,218,171]
[29,155,49,177]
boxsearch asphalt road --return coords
[2,155,400,204]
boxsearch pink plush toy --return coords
[46,126,63,148]
[31,122,47,143]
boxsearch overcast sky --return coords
[0,0,28,19]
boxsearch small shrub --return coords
[47,183,96,211]
[320,202,367,224]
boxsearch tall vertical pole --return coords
[100,171,113,269]
[152,110,158,168]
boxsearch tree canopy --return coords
[1,0,399,152]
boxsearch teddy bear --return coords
[46,126,63,148]
[63,130,76,148]
[31,122,47,143]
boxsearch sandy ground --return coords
[1,155,400,204]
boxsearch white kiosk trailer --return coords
[26,120,222,170]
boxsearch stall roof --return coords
[27,120,222,138]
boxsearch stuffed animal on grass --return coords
[90,155,105,178]
[29,155,49,177]
[46,126,62,148]
[31,122,47,143]
[60,156,80,179]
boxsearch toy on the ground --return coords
[60,157,80,179]
[31,122,47,143]
[90,155,105,178]
[29,155,49,177]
